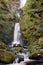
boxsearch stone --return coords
[0,49,15,64]
[29,53,41,60]
[20,61,26,65]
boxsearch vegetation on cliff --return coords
[20,0,43,50]
[0,0,19,44]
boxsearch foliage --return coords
[28,45,39,54]
[20,0,43,45]
[0,41,7,49]
[0,0,16,43]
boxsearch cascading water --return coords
[12,23,22,47]
[19,0,27,8]
[12,0,27,47]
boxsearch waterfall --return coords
[12,23,22,46]
[12,0,27,47]
[19,0,27,8]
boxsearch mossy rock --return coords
[0,41,7,49]
[14,46,23,52]
[0,49,15,64]
[29,53,41,60]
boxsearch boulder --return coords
[18,57,24,63]
[0,49,15,64]
[29,53,41,60]
[20,61,25,65]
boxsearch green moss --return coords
[0,49,15,63]
[14,46,23,52]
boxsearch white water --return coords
[15,0,27,18]
[19,0,27,8]
[12,23,22,46]
[17,52,30,61]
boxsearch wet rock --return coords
[29,53,41,60]
[18,57,24,63]
[20,61,25,65]
[14,46,23,52]
[16,54,24,63]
